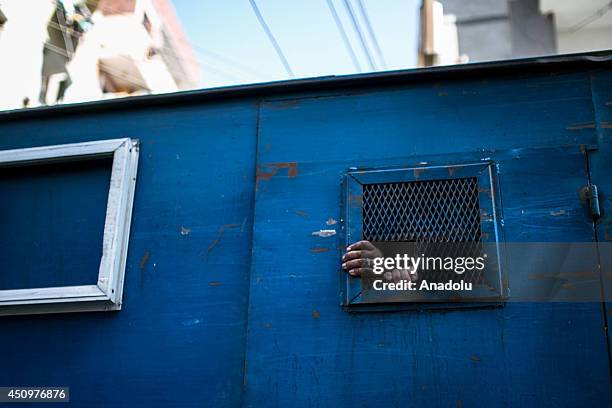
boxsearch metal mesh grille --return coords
[362,177,484,284]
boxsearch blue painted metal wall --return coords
[0,101,258,407]
[0,60,610,407]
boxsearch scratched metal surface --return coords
[0,67,610,407]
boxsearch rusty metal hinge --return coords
[581,184,601,221]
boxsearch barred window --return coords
[342,163,503,308]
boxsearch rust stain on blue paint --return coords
[203,223,242,260]
[256,162,299,190]
[139,251,150,270]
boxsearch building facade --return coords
[0,0,198,110]
[420,0,612,66]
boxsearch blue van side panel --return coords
[245,71,611,407]
[0,101,258,407]
[0,67,610,407]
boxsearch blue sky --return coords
[172,0,421,88]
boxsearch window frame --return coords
[0,138,139,315]
[341,161,505,308]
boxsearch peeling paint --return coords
[566,122,596,130]
[295,210,308,217]
[413,168,425,179]
[326,218,337,225]
[180,226,191,236]
[256,162,299,189]
[312,229,336,237]
[208,281,222,286]
[310,247,330,253]
[181,318,201,326]
[601,122,612,129]
[478,186,491,198]
[470,354,481,362]
[550,209,567,216]
[312,310,321,319]
[203,223,241,259]
[350,194,363,205]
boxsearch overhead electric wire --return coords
[47,20,238,88]
[43,42,150,89]
[47,19,249,85]
[190,46,270,80]
[569,1,612,33]
[247,0,295,78]
[355,0,386,69]
[197,63,245,82]
[47,19,81,37]
[325,0,362,72]
[45,22,169,88]
[54,6,74,57]
[341,0,376,70]
[50,0,265,84]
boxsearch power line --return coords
[569,1,612,33]
[342,0,376,70]
[49,0,264,83]
[190,45,270,81]
[355,0,386,69]
[47,19,249,85]
[43,42,150,90]
[325,0,361,72]
[54,6,74,57]
[199,64,245,83]
[46,21,168,87]
[247,0,295,78]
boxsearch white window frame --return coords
[0,138,139,315]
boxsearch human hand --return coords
[341,240,383,277]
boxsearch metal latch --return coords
[580,184,601,220]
